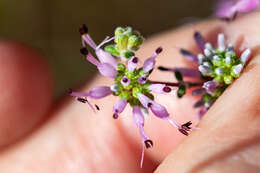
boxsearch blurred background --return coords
[0,0,216,97]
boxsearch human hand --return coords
[0,12,259,173]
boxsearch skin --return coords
[0,12,260,173]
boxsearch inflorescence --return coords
[158,32,251,120]
[70,25,195,167]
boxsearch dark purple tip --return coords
[194,31,206,51]
[178,128,189,136]
[77,97,87,103]
[95,104,100,111]
[158,66,170,71]
[79,24,88,35]
[194,100,204,108]
[122,78,128,83]
[180,48,192,56]
[132,57,138,63]
[68,88,73,94]
[163,86,172,93]
[147,102,152,108]
[182,121,192,130]
[113,113,118,119]
[156,47,163,54]
[144,139,153,149]
[80,47,88,55]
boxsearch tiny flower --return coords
[73,26,194,167]
[148,84,172,94]
[128,56,139,72]
[203,81,219,94]
[113,99,127,119]
[121,76,131,86]
[215,0,260,21]
[143,47,163,73]
[97,63,118,78]
[240,48,251,64]
[159,31,251,121]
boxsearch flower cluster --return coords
[71,25,193,167]
[159,32,251,120]
[215,0,260,21]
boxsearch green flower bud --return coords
[123,51,135,59]
[224,75,233,84]
[115,27,124,36]
[115,35,128,50]
[116,63,126,72]
[104,45,120,56]
[132,87,141,98]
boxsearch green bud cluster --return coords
[201,47,242,85]
[112,64,153,107]
[105,27,143,59]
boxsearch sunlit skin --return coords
[0,12,259,173]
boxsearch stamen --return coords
[80,47,88,55]
[77,97,87,103]
[96,36,115,50]
[95,104,100,111]
[113,113,118,119]
[155,47,163,54]
[163,86,172,93]
[158,66,170,71]
[144,139,153,149]
[79,24,88,35]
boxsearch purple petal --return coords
[150,101,169,119]
[95,49,118,68]
[128,57,139,72]
[199,65,212,75]
[88,86,112,99]
[86,53,100,66]
[82,34,97,49]
[121,76,131,87]
[198,106,207,120]
[180,49,199,64]
[138,76,147,84]
[203,81,219,95]
[215,0,259,20]
[235,0,260,13]
[240,48,251,64]
[69,90,96,112]
[218,33,226,51]
[232,64,243,75]
[97,63,118,78]
[143,47,162,73]
[138,93,152,109]
[132,106,151,168]
[113,99,127,118]
[192,88,205,96]
[171,67,201,78]
[148,84,172,94]
[194,32,206,51]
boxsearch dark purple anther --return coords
[80,47,88,55]
[194,31,206,51]
[79,24,88,35]
[144,140,153,149]
[156,47,163,54]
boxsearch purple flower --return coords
[69,86,113,112]
[128,56,139,72]
[80,24,118,67]
[132,106,152,168]
[148,84,172,94]
[240,48,251,64]
[203,81,219,95]
[215,0,260,20]
[143,47,162,73]
[97,63,118,78]
[121,76,131,86]
[180,49,199,64]
[113,99,127,119]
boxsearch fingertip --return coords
[0,40,53,147]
